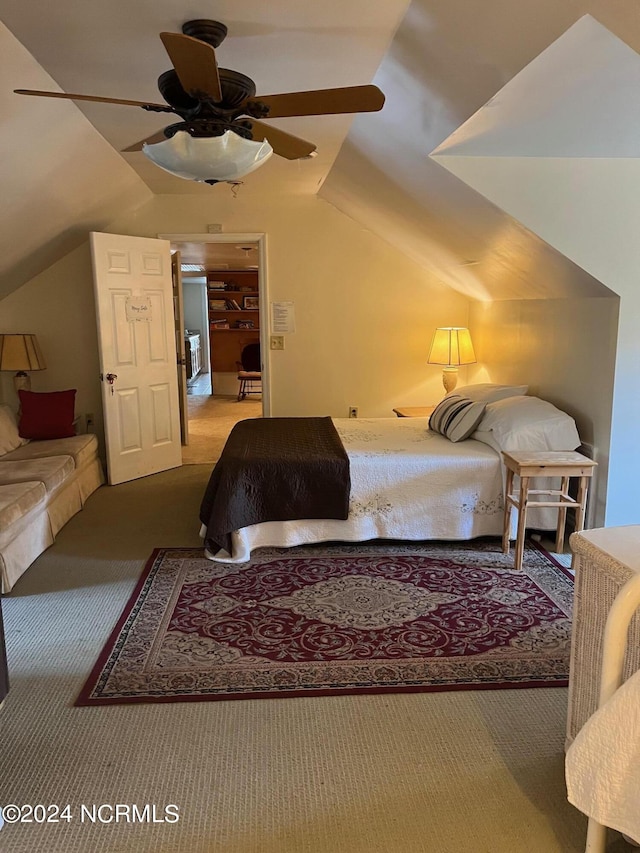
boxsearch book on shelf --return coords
[225,299,242,310]
[209,280,226,290]
[210,319,229,329]
[209,299,227,310]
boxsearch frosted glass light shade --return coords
[142,130,274,182]
[427,327,476,366]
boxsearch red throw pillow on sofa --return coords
[18,389,77,440]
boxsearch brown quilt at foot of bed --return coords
[199,417,350,556]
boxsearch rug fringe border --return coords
[74,548,166,707]
[76,677,569,706]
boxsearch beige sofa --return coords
[0,405,104,592]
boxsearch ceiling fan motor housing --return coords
[157,70,200,111]
[217,70,256,108]
[181,19,228,48]
[158,67,256,114]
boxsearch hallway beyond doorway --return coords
[187,372,211,395]
[182,395,262,465]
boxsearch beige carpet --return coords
[182,395,262,465]
[0,465,616,853]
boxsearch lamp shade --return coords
[0,334,46,372]
[427,327,476,366]
[142,130,274,183]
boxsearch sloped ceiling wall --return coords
[4,0,637,306]
[320,0,636,302]
[0,21,152,300]
[432,16,640,161]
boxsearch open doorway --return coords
[161,232,268,465]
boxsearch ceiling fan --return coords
[14,19,385,183]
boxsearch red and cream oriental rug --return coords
[76,541,573,705]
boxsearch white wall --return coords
[0,242,104,443]
[468,296,619,527]
[2,187,618,529]
[439,155,640,526]
[2,181,618,527]
[0,193,471,440]
[119,194,472,417]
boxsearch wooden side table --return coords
[502,450,597,570]
[392,406,436,418]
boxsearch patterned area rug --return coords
[76,541,573,705]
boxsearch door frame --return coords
[158,232,270,416]
[171,250,189,445]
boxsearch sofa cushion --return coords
[18,389,77,440]
[0,481,46,529]
[0,456,75,494]
[0,405,29,455]
[3,433,98,469]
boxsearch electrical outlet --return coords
[349,406,358,418]
[270,335,285,351]
[86,413,94,432]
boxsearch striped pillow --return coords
[428,395,487,443]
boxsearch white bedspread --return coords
[206,417,506,563]
[565,668,640,844]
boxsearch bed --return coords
[199,385,582,564]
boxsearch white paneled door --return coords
[90,232,182,485]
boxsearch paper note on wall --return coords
[270,301,295,334]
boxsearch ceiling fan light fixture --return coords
[141,130,273,183]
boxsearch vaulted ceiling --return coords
[1,0,638,302]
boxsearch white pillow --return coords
[447,383,528,403]
[429,395,487,442]
[471,395,580,453]
[0,404,29,455]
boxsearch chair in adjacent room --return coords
[236,343,262,401]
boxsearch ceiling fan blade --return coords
[14,88,171,111]
[246,84,384,118]
[122,131,170,152]
[247,120,316,160]
[160,32,222,102]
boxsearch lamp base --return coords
[442,368,458,394]
[14,371,30,393]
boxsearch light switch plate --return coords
[270,335,285,350]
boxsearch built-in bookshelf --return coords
[208,270,259,373]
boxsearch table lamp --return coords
[428,327,476,394]
[0,334,46,391]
